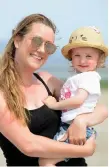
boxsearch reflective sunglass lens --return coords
[32,36,43,47]
[45,43,57,54]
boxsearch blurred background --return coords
[0,0,108,166]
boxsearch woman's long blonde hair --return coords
[0,14,56,125]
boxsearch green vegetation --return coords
[100,80,108,89]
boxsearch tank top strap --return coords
[34,73,52,96]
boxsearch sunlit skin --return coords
[71,47,100,73]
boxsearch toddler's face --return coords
[71,47,100,72]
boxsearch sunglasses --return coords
[31,36,57,55]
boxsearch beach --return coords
[86,89,108,166]
[0,89,108,166]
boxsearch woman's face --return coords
[14,23,55,71]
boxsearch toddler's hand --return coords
[43,96,57,109]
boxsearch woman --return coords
[0,14,107,166]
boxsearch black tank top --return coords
[0,73,87,166]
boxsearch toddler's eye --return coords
[74,54,80,57]
[86,55,92,58]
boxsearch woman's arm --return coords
[0,107,95,158]
[76,104,108,127]
[0,94,95,159]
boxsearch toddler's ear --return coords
[97,53,105,68]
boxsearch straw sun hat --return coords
[61,26,108,60]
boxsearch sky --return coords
[0,0,108,45]
[0,0,108,77]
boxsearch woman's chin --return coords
[29,61,44,71]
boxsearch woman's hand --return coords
[60,116,87,145]
[43,96,57,109]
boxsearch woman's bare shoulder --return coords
[38,71,63,83]
[38,71,53,79]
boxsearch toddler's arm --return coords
[43,89,88,110]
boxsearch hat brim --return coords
[61,42,108,60]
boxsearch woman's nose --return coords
[37,43,45,53]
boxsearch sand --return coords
[0,89,108,166]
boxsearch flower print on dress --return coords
[60,86,72,112]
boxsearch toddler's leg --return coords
[39,157,64,166]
